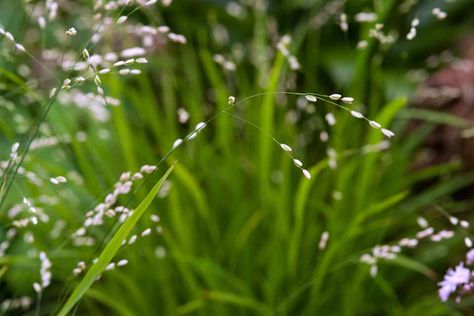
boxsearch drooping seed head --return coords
[305,95,317,102]
[280,143,292,152]
[341,96,354,104]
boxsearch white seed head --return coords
[318,231,329,250]
[329,94,342,100]
[105,263,116,271]
[195,122,206,131]
[99,68,111,74]
[140,165,157,174]
[135,57,148,64]
[449,216,459,225]
[5,32,14,42]
[350,111,364,119]
[15,43,26,53]
[172,138,183,149]
[465,237,473,248]
[141,228,152,237]
[325,113,336,126]
[132,173,144,181]
[280,143,292,152]
[293,159,303,167]
[305,95,317,102]
[417,217,428,228]
[82,49,90,60]
[369,121,381,129]
[128,235,137,245]
[33,282,42,293]
[11,142,20,153]
[117,16,128,24]
[381,128,395,138]
[341,97,354,104]
[370,265,378,277]
[320,131,329,142]
[302,169,311,179]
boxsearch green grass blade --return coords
[57,164,175,316]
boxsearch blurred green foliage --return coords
[1,0,474,315]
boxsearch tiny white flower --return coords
[228,96,236,105]
[117,259,128,266]
[329,94,342,100]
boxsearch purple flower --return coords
[466,249,474,265]
[438,263,471,301]
[439,284,456,302]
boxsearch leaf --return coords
[398,108,471,128]
[385,255,437,280]
[204,290,273,315]
[57,164,175,316]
